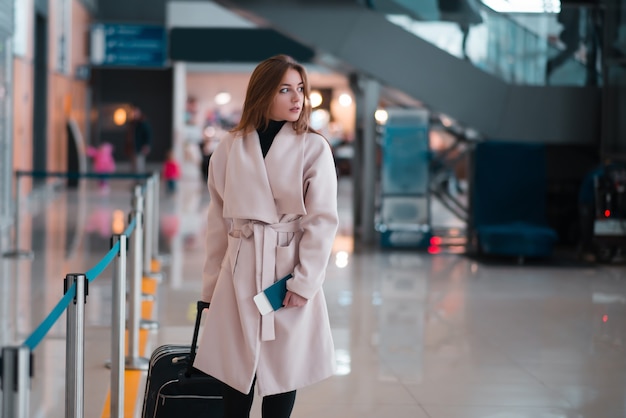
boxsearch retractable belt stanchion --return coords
[143,177,162,281]
[5,176,155,417]
[127,186,150,368]
[110,234,127,418]
[139,183,161,330]
[1,346,32,418]
[64,274,87,418]
[2,172,34,259]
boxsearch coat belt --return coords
[237,219,302,341]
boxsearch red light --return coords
[430,236,442,245]
[604,210,611,217]
[428,246,441,254]
[602,314,608,323]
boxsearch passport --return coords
[253,273,293,315]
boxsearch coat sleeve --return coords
[287,134,338,300]
[201,139,230,302]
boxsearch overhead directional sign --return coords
[90,23,167,68]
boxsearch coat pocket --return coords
[275,233,299,280]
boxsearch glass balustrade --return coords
[367,0,603,86]
[602,0,626,158]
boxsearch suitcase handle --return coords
[187,300,210,375]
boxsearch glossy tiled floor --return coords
[1,173,625,418]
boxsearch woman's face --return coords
[269,68,304,122]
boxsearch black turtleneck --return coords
[257,120,286,158]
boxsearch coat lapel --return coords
[223,124,308,223]
[264,125,307,216]
[223,131,279,223]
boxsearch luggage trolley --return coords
[592,163,626,262]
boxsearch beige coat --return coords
[193,123,338,397]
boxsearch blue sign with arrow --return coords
[90,24,167,68]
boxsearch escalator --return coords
[216,0,600,144]
[428,122,470,224]
[428,118,472,253]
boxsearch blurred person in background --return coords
[546,5,582,82]
[438,0,484,60]
[125,106,152,173]
[162,149,181,193]
[86,142,116,193]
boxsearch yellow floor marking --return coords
[142,300,153,320]
[100,370,143,418]
[101,288,154,417]
[142,278,158,295]
[151,259,161,272]
[139,329,149,352]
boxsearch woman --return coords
[193,55,339,417]
[125,106,152,174]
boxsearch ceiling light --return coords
[214,92,231,106]
[310,109,330,129]
[113,108,127,126]
[374,109,388,124]
[481,0,560,13]
[338,93,352,107]
[310,91,323,108]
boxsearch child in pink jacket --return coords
[162,150,180,193]
[86,143,116,192]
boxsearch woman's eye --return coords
[297,87,304,93]
[279,88,289,93]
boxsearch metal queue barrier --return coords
[0,171,164,418]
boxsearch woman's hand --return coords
[283,290,307,308]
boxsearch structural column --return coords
[350,73,380,247]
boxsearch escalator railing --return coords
[429,122,471,225]
[369,1,602,86]
[217,0,601,143]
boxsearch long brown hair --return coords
[232,55,313,135]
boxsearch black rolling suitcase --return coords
[141,301,224,418]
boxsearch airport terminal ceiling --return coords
[209,0,604,143]
[93,0,620,146]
